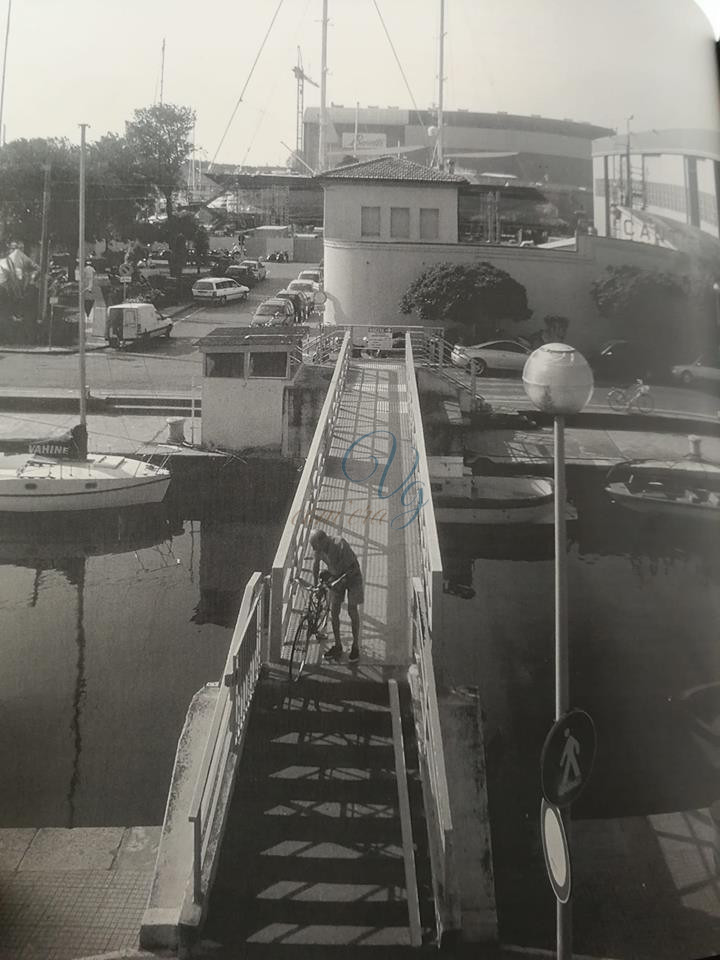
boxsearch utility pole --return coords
[437,0,445,169]
[625,114,633,210]
[38,163,51,332]
[353,100,359,154]
[317,0,329,172]
[160,38,166,104]
[78,124,88,431]
[0,0,11,143]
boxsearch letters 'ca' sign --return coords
[540,709,596,808]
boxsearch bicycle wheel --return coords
[632,392,653,414]
[607,388,627,411]
[289,616,312,683]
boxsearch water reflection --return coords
[0,463,295,828]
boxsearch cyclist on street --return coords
[310,529,363,662]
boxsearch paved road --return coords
[0,262,320,395]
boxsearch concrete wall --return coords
[293,234,324,263]
[281,365,332,459]
[202,378,287,452]
[322,233,694,352]
[323,183,458,245]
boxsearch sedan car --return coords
[240,259,267,282]
[191,277,249,305]
[450,339,531,375]
[672,357,720,387]
[274,289,307,322]
[250,298,295,327]
[297,269,323,286]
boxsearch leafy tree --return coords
[125,103,196,220]
[194,225,209,270]
[0,138,79,249]
[86,134,155,246]
[400,261,532,342]
[590,266,688,360]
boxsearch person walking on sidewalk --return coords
[310,529,363,662]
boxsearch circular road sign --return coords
[541,709,596,807]
[540,799,571,903]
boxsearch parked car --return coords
[450,339,531,375]
[297,269,322,286]
[274,289,307,322]
[224,264,255,287]
[191,277,249,305]
[106,302,172,348]
[240,259,267,282]
[251,298,295,327]
[672,356,720,387]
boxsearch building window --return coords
[419,208,439,240]
[390,207,410,239]
[205,354,245,378]
[248,352,288,378]
[360,206,381,237]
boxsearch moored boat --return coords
[428,456,576,524]
[605,457,720,520]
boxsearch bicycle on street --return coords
[288,574,336,682]
[607,379,654,414]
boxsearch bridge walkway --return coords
[282,359,423,667]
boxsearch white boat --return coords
[605,455,720,520]
[428,456,576,524]
[0,127,171,513]
[0,451,170,513]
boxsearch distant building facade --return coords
[592,129,720,245]
[304,106,612,192]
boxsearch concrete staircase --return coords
[198,665,435,957]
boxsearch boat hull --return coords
[606,483,720,520]
[435,501,577,524]
[0,454,171,513]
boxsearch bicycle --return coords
[607,379,654,414]
[288,575,333,682]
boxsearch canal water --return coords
[0,462,296,829]
[439,467,720,949]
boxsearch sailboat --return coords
[0,125,171,513]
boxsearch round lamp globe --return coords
[522,343,594,415]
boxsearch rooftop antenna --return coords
[159,38,166,104]
[292,46,318,156]
[0,0,12,143]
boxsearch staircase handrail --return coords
[410,577,462,940]
[188,571,267,905]
[269,331,352,655]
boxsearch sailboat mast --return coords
[78,123,88,429]
[437,0,445,169]
[317,0,328,172]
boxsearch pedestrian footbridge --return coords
[141,331,494,955]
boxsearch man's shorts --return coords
[330,572,364,606]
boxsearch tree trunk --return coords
[164,192,173,220]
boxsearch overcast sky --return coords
[2,0,719,166]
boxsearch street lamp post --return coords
[522,343,594,960]
[712,282,720,340]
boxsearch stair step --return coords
[223,801,406,844]
[221,851,406,888]
[211,890,411,931]
[245,742,401,772]
[252,707,394,736]
[235,775,420,805]
[200,941,429,959]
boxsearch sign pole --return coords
[554,413,572,960]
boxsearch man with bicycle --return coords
[310,529,363,662]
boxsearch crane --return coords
[292,46,318,156]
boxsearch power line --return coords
[371,0,426,133]
[210,0,285,167]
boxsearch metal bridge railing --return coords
[410,577,462,942]
[405,332,444,643]
[269,331,352,657]
[188,571,267,906]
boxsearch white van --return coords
[106,302,173,348]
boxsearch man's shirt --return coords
[315,536,361,580]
